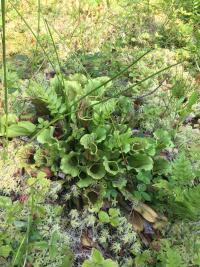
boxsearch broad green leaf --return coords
[141,191,151,201]
[131,137,149,151]
[108,208,120,227]
[49,230,60,258]
[94,127,107,143]
[80,133,98,154]
[128,154,153,171]
[0,113,18,126]
[82,261,94,267]
[1,121,36,137]
[109,217,120,227]
[92,248,104,263]
[82,248,118,267]
[0,245,12,257]
[108,208,120,217]
[61,250,74,267]
[131,137,156,156]
[103,157,120,175]
[77,177,94,188]
[153,158,171,174]
[98,211,110,223]
[104,259,118,267]
[154,129,174,150]
[186,91,199,110]
[93,99,117,123]
[37,127,55,144]
[87,163,106,180]
[61,152,80,177]
[136,171,152,184]
[106,129,132,153]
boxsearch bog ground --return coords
[0,1,200,266]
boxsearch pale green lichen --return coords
[0,140,35,194]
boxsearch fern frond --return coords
[28,80,66,116]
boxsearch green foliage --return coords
[2,1,200,266]
[82,248,118,267]
[0,173,73,266]
[28,73,167,206]
[26,68,199,220]
[158,240,186,267]
[98,208,120,226]
[0,114,36,137]
[154,150,200,219]
[28,79,67,116]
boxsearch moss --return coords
[0,140,35,195]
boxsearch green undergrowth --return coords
[1,0,200,266]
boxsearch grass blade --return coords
[36,0,41,51]
[44,19,65,86]
[1,0,8,144]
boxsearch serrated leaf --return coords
[64,80,82,101]
[68,73,88,86]
[84,76,111,97]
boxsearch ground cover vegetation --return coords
[0,0,200,266]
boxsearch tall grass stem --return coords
[44,19,65,86]
[1,0,8,144]
[36,0,41,51]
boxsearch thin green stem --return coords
[36,0,41,51]
[1,0,8,143]
[12,235,26,267]
[44,19,65,86]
